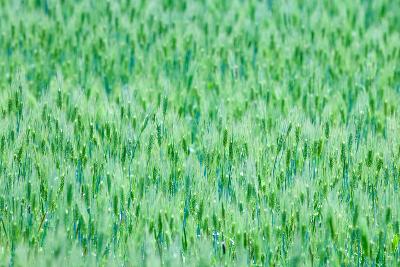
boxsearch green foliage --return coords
[0,0,400,266]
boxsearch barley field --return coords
[0,0,400,266]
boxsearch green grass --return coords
[0,0,400,266]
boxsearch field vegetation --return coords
[0,0,400,266]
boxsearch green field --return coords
[0,0,400,266]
